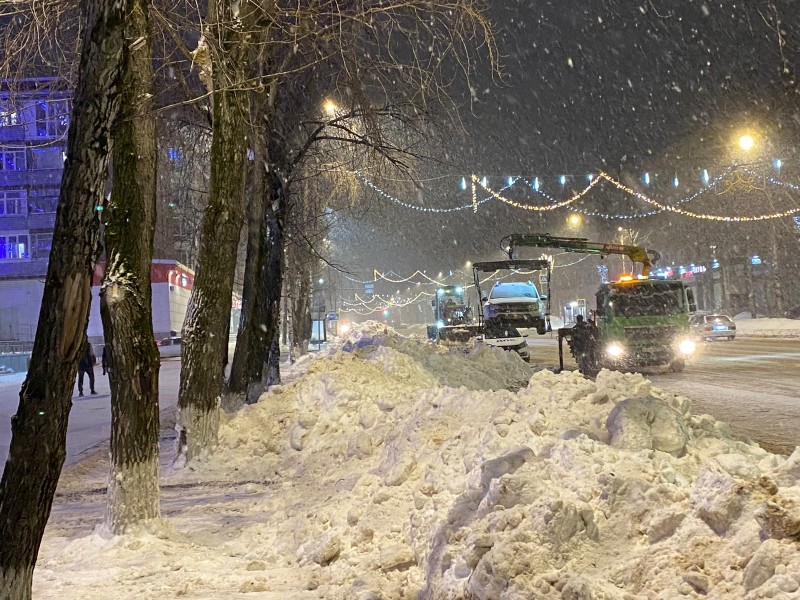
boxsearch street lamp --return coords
[323,99,338,116]
[738,134,755,152]
[567,213,582,228]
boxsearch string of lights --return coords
[355,171,511,213]
[356,165,799,221]
[473,175,601,211]
[521,168,734,220]
[597,172,800,221]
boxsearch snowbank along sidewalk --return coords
[34,322,800,599]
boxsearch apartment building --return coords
[0,78,68,279]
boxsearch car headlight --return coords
[436,320,445,328]
[606,342,625,358]
[678,338,696,355]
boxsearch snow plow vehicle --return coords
[503,233,697,375]
[472,258,553,362]
[426,285,481,343]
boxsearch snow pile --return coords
[34,330,800,599]
[734,317,800,338]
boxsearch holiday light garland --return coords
[473,174,601,211]
[355,166,800,222]
[521,168,734,220]
[355,171,510,213]
[596,172,800,221]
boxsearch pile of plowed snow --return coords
[35,323,800,599]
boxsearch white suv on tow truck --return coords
[483,281,547,334]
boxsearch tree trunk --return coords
[100,0,161,534]
[227,142,268,397]
[291,265,313,359]
[176,0,249,463]
[0,1,131,596]
[261,173,287,387]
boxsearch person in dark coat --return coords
[101,345,110,376]
[77,340,97,396]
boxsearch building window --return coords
[36,100,70,138]
[27,196,58,214]
[0,190,26,215]
[0,232,30,260]
[31,233,52,259]
[0,107,18,127]
[0,150,26,171]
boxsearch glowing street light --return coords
[323,99,338,116]
[567,213,582,227]
[738,134,755,152]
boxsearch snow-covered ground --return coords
[33,322,800,599]
[733,317,800,338]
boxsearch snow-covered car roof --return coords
[489,282,540,299]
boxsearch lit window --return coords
[0,232,30,260]
[0,109,18,127]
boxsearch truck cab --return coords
[594,277,696,370]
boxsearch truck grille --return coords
[624,325,677,344]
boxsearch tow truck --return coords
[503,234,697,375]
[427,285,480,343]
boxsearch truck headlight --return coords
[678,338,696,355]
[606,342,625,358]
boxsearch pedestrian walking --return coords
[77,340,97,396]
[102,345,110,376]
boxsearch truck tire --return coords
[669,359,685,373]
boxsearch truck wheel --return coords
[669,359,685,373]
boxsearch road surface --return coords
[525,335,800,455]
[0,360,182,469]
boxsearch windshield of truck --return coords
[490,282,539,299]
[608,283,685,317]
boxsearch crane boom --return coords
[503,233,661,276]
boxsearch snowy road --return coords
[0,360,182,469]
[527,335,800,455]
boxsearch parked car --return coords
[157,336,182,358]
[482,281,547,334]
[689,314,736,341]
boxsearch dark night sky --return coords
[334,0,800,282]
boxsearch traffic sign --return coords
[327,312,339,321]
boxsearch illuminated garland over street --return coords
[355,167,800,221]
[522,168,733,220]
[596,172,800,221]
[473,174,601,211]
[355,171,509,213]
